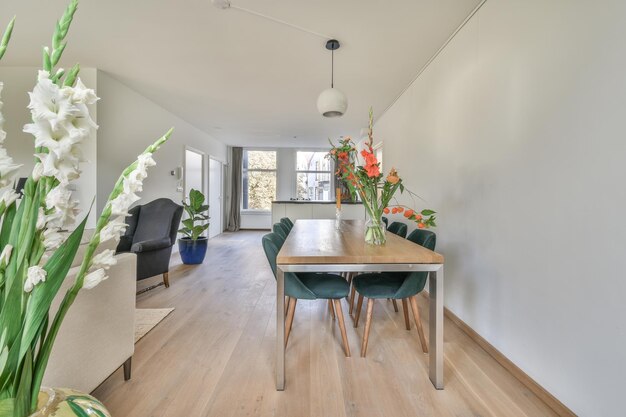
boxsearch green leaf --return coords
[182,219,194,229]
[14,349,32,417]
[19,212,88,360]
[421,209,436,216]
[0,202,16,249]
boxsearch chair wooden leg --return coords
[409,296,428,353]
[163,272,170,288]
[333,299,351,357]
[402,298,411,330]
[328,299,336,320]
[361,299,375,357]
[285,298,297,348]
[391,299,399,312]
[354,294,364,327]
[285,296,290,316]
[348,284,356,316]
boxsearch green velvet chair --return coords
[352,229,436,357]
[387,221,408,238]
[272,222,289,240]
[262,233,351,356]
[382,216,389,228]
[280,217,294,231]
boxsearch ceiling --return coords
[1,0,481,147]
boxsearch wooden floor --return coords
[93,231,558,417]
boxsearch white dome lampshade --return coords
[317,87,348,118]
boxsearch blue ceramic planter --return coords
[178,237,208,264]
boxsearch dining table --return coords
[275,219,445,390]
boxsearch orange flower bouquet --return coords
[328,109,436,245]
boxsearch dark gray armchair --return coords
[116,198,183,292]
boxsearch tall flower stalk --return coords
[328,108,436,245]
[0,3,173,416]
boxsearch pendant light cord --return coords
[331,49,334,88]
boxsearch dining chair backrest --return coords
[394,230,437,299]
[406,229,436,251]
[280,218,293,232]
[273,223,289,240]
[261,232,316,299]
[382,216,389,228]
[387,222,408,238]
[262,233,283,276]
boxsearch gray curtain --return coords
[226,147,243,231]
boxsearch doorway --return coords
[208,157,223,238]
[184,148,205,200]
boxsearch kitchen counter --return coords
[272,200,362,204]
[271,201,365,224]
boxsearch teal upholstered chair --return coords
[387,221,408,238]
[262,233,351,356]
[382,216,389,228]
[280,217,294,231]
[352,229,436,357]
[272,223,290,240]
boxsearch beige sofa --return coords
[42,236,137,393]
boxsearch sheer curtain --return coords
[226,147,243,231]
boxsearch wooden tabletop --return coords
[277,219,444,265]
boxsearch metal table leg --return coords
[429,265,444,389]
[276,266,285,390]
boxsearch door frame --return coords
[183,146,207,201]
[208,156,224,237]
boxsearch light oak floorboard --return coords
[93,231,559,417]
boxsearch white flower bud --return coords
[83,268,107,290]
[0,244,13,267]
[91,249,117,270]
[0,189,19,208]
[99,216,128,243]
[24,266,47,293]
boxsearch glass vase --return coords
[29,387,111,417]
[364,215,386,245]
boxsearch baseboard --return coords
[421,293,577,417]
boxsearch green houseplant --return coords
[178,188,209,264]
[0,2,172,416]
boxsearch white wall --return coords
[96,71,227,216]
[0,67,98,228]
[376,1,626,416]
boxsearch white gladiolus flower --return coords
[136,152,156,172]
[91,249,117,270]
[43,228,64,250]
[0,84,22,188]
[0,189,19,208]
[83,268,107,290]
[32,162,44,181]
[44,185,79,229]
[0,244,13,266]
[24,265,47,293]
[99,216,128,242]
[36,207,47,230]
[23,71,98,186]
[110,191,140,217]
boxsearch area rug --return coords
[134,308,175,343]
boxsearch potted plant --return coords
[178,188,210,264]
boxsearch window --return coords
[295,151,333,201]
[242,150,276,211]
